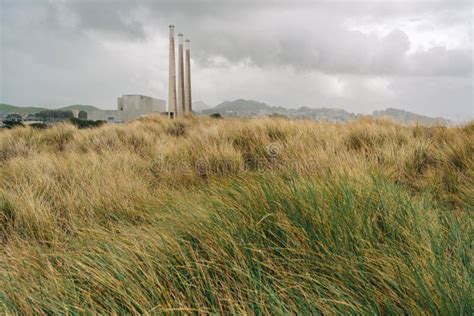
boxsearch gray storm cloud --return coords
[0,0,472,120]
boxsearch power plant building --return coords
[118,95,166,122]
[82,24,192,123]
[88,94,166,123]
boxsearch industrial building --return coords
[88,95,166,123]
[118,95,166,122]
[83,25,193,122]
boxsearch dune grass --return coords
[0,116,472,314]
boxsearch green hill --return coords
[373,108,451,125]
[59,105,101,112]
[0,103,101,114]
[201,100,452,124]
[201,99,355,121]
[0,103,47,114]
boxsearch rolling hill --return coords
[0,103,101,114]
[201,99,356,121]
[373,108,451,125]
[1,100,452,125]
[201,99,451,124]
[0,103,47,114]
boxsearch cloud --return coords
[0,0,472,120]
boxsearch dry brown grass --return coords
[0,116,472,313]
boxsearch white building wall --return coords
[89,110,121,122]
[86,95,165,123]
[152,98,166,112]
[117,95,166,122]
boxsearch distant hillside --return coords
[2,101,451,125]
[192,101,211,111]
[201,99,356,121]
[0,103,47,114]
[201,99,451,124]
[0,103,101,114]
[208,99,285,113]
[373,108,451,125]
[59,105,101,112]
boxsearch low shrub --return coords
[210,113,222,119]
[70,118,106,129]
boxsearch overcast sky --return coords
[1,0,472,120]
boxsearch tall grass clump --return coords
[0,116,472,314]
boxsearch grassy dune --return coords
[0,116,472,314]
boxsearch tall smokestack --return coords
[177,33,185,118]
[168,25,177,118]
[185,39,192,114]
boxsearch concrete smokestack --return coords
[168,25,177,118]
[177,33,185,118]
[185,39,192,114]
